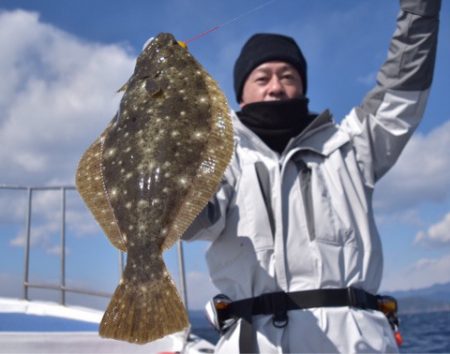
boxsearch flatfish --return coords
[75,33,233,344]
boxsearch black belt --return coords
[226,287,379,353]
[231,287,378,323]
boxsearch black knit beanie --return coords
[233,33,307,103]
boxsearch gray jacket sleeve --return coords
[341,0,441,186]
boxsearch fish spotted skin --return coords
[76,33,233,344]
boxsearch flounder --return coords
[75,33,233,344]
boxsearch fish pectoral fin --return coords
[117,81,129,93]
[144,78,162,97]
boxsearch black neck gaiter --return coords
[237,97,315,153]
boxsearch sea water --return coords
[190,311,450,353]
[400,311,450,353]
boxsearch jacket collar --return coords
[286,109,350,156]
[233,109,350,158]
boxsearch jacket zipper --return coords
[254,161,276,239]
[296,160,316,242]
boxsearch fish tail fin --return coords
[99,264,189,344]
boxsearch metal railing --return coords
[0,185,189,308]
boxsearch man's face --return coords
[240,61,304,108]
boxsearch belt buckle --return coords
[212,294,236,333]
[268,292,289,328]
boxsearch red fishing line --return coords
[183,0,276,45]
[185,26,221,44]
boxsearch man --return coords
[183,0,441,352]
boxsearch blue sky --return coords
[0,0,449,310]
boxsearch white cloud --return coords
[0,9,135,253]
[415,212,450,246]
[45,244,65,256]
[9,219,59,249]
[381,253,450,291]
[0,189,28,223]
[66,207,103,237]
[7,189,62,248]
[375,119,450,213]
[5,187,99,255]
[0,9,134,187]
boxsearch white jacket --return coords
[183,1,440,352]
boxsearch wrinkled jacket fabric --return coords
[183,1,440,352]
